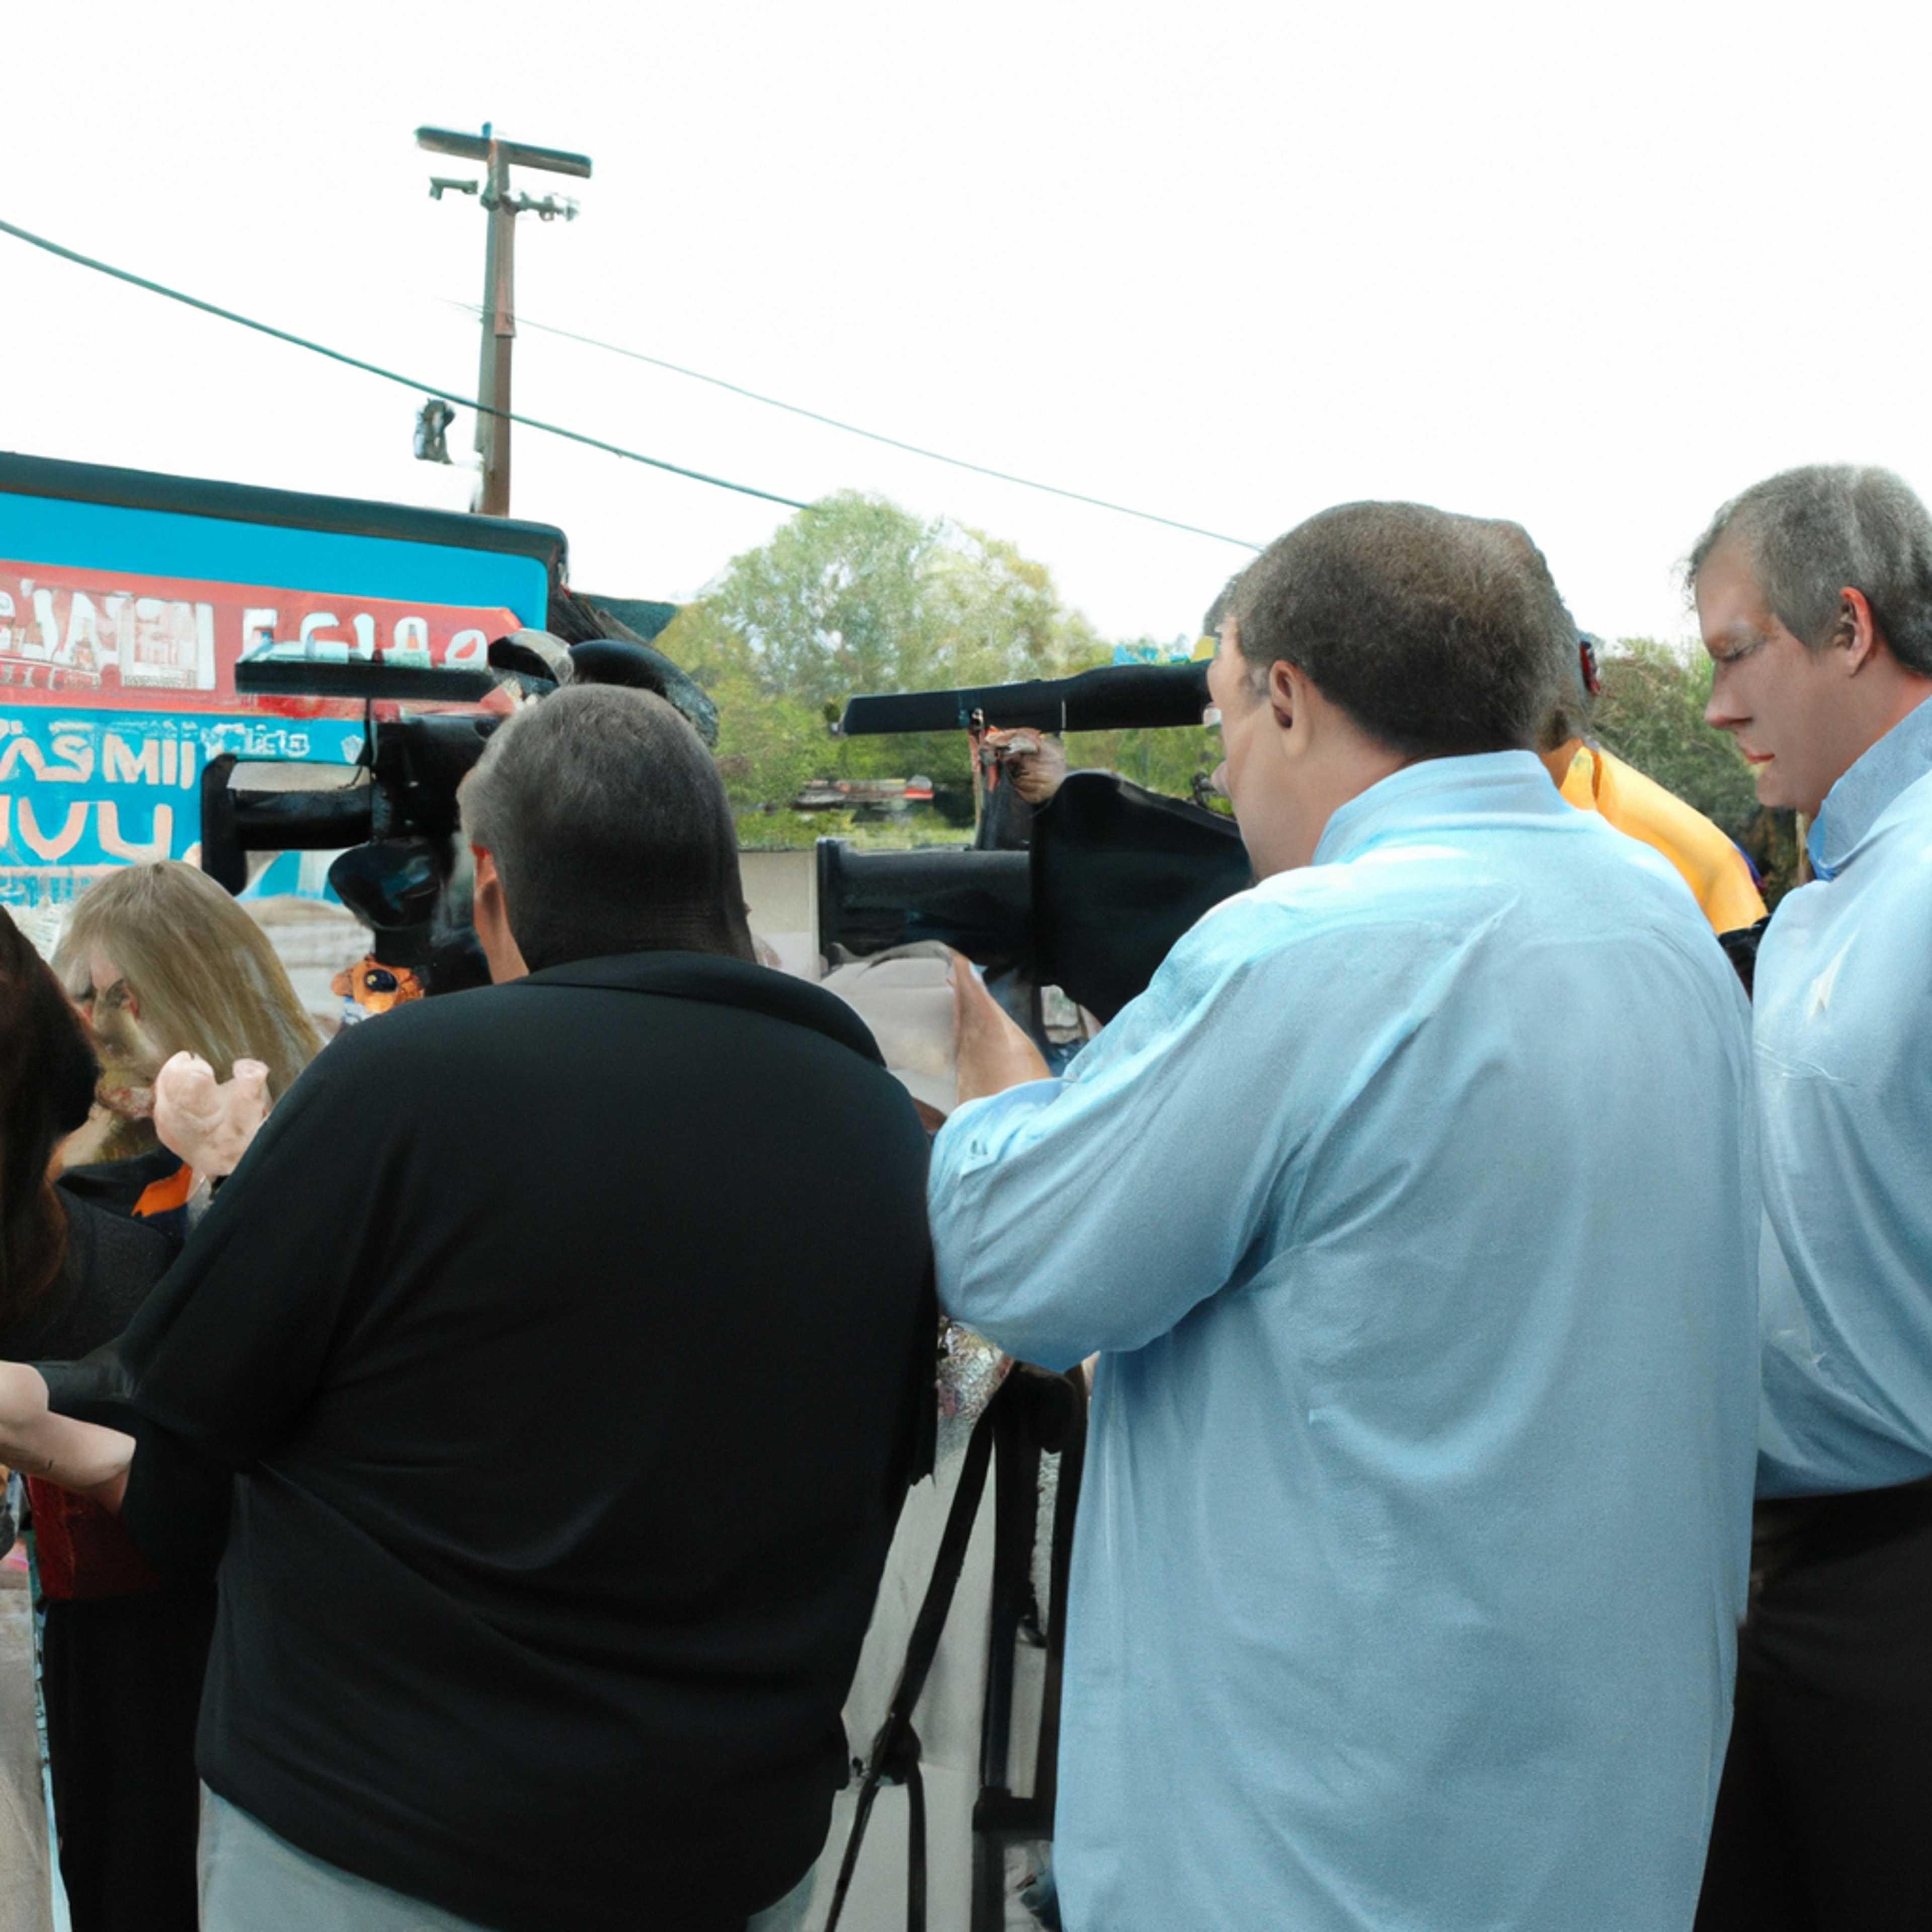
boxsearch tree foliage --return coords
[661,492,1101,705]
[655,493,1111,844]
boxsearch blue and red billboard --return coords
[0,456,565,911]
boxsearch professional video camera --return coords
[205,628,716,986]
[819,659,1253,1026]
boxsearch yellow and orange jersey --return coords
[1560,744,1766,934]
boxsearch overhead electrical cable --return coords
[0,214,812,512]
[0,211,1260,550]
[481,305,1265,552]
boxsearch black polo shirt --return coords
[48,951,934,1930]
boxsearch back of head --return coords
[0,913,98,1326]
[459,684,755,973]
[1228,502,1575,757]
[1686,464,1932,672]
[54,860,321,1102]
[1201,571,1246,642]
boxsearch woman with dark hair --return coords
[0,915,104,1337]
[0,912,209,1932]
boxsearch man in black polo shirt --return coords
[23,685,936,1931]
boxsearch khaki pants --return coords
[199,1788,815,1932]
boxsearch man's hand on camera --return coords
[982,728,1069,806]
[952,955,1051,1103]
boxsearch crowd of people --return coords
[0,459,1927,1931]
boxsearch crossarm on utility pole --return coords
[418,123,592,517]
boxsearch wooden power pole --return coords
[417,123,592,517]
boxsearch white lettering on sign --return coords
[3,564,524,714]
[16,795,89,861]
[299,611,342,652]
[0,734,91,783]
[105,732,160,785]
[48,732,94,783]
[96,800,175,863]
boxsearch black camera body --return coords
[821,662,1252,1025]
[204,633,712,979]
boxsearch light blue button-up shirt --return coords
[1756,694,1932,1497]
[930,753,1759,1932]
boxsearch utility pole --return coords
[417,123,592,517]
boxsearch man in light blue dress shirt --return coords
[930,503,1760,1931]
[1688,465,1932,1931]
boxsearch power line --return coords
[0,214,812,513]
[460,304,1266,553]
[0,209,1263,554]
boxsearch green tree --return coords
[677,492,1097,707]
[655,493,1108,844]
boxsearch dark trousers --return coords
[1696,1479,1932,1931]
[41,1583,216,1932]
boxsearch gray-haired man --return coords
[1690,465,1932,1929]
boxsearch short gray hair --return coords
[460,684,754,973]
[1227,502,1575,757]
[1687,464,1932,675]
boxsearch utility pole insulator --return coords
[418,122,593,518]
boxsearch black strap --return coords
[1717,914,1771,1000]
[823,1388,1003,1932]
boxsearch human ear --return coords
[470,846,528,984]
[1835,586,1880,673]
[1268,659,1296,732]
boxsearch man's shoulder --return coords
[1180,815,1729,1013]
[1159,856,1489,1016]
[1178,867,1378,975]
[293,960,909,1137]
[308,982,527,1068]
[324,958,876,1051]
[1760,823,1932,1001]
[264,983,586,1123]
[1220,812,1691,936]
[1871,761,1932,849]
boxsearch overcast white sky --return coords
[4,0,1928,654]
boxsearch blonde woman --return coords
[54,862,319,1193]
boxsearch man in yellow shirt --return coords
[1539,637,1766,933]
